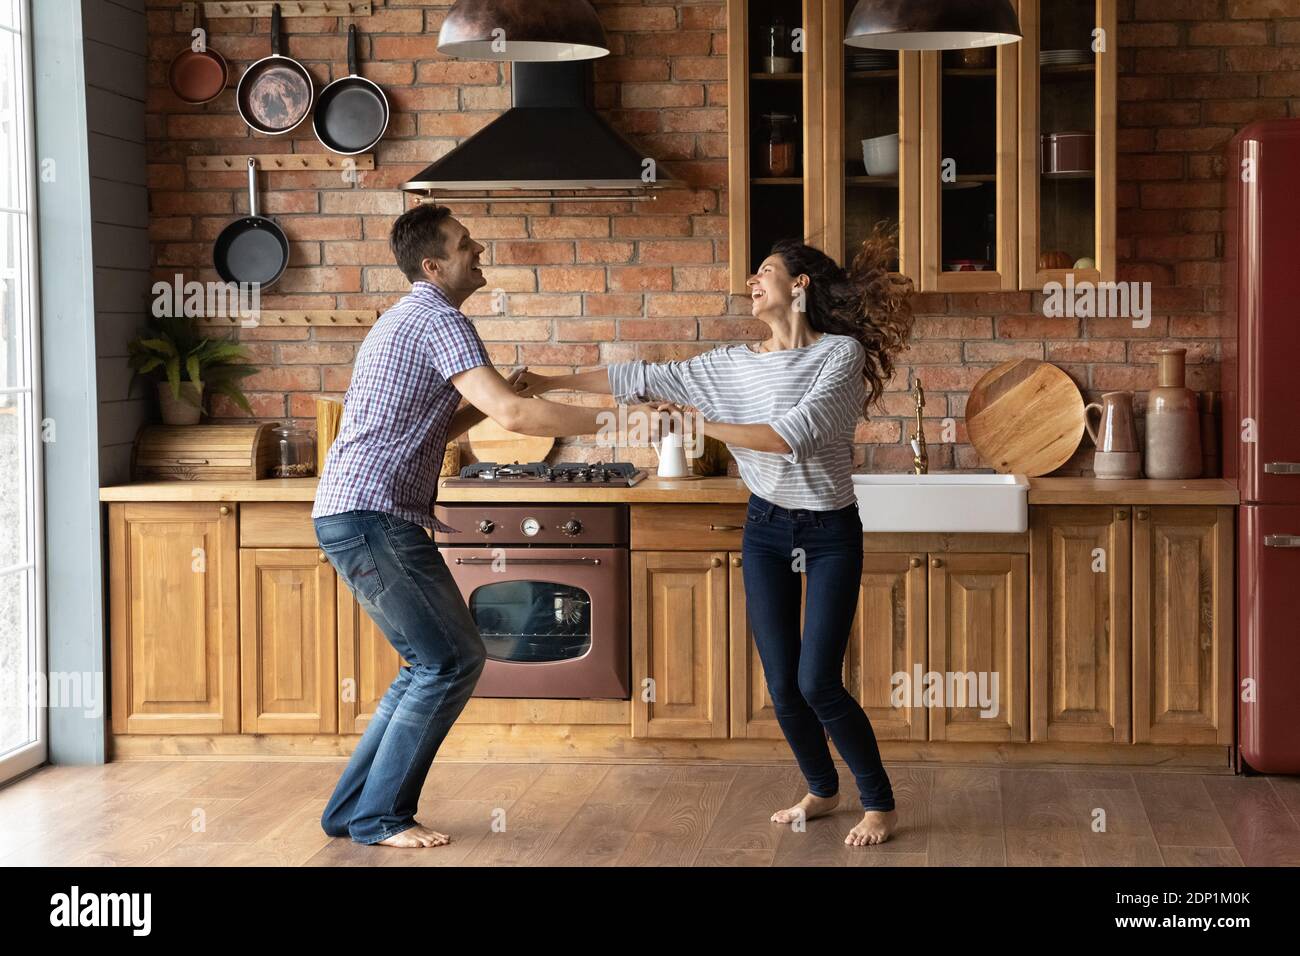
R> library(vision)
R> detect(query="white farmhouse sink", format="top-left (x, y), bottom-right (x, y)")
top-left (853, 473), bottom-right (1029, 533)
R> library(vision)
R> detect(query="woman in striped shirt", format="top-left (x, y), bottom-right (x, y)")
top-left (541, 228), bottom-right (915, 846)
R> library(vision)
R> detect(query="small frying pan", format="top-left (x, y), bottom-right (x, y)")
top-left (214, 159), bottom-right (290, 289)
top-left (313, 25), bottom-right (390, 155)
top-left (168, 5), bottom-right (228, 105)
top-left (236, 4), bottom-right (314, 136)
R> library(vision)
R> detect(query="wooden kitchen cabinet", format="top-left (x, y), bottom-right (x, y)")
top-left (108, 502), bottom-right (239, 735)
top-left (1030, 506), bottom-right (1131, 743)
top-left (927, 553), bottom-right (1029, 742)
top-left (1132, 507), bottom-right (1234, 746)
top-left (845, 553), bottom-right (928, 740)
top-left (726, 0), bottom-right (826, 293)
top-left (338, 586), bottom-right (405, 734)
top-left (239, 548), bottom-right (338, 734)
top-left (918, 36), bottom-right (1019, 291)
top-left (1017, 0), bottom-right (1118, 288)
top-left (631, 551), bottom-right (730, 738)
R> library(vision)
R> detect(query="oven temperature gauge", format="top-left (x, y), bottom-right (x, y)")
top-left (520, 517), bottom-right (541, 536)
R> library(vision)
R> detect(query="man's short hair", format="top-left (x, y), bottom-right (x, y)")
top-left (390, 203), bottom-right (454, 283)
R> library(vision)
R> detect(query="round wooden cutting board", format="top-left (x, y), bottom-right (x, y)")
top-left (965, 359), bottom-right (1086, 476)
top-left (467, 417), bottom-right (554, 465)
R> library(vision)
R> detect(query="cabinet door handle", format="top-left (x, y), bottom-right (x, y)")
top-left (710, 556), bottom-right (722, 567)
top-left (909, 556), bottom-right (922, 568)
top-left (1264, 462), bottom-right (1300, 474)
top-left (1116, 510), bottom-right (1128, 520)
top-left (709, 524), bottom-right (743, 531)
top-left (219, 505), bottom-right (230, 516)
top-left (931, 558), bottom-right (943, 568)
top-left (319, 552), bottom-right (328, 562)
top-left (1136, 509), bottom-right (1149, 520)
top-left (731, 556), bottom-right (742, 567)
top-left (1264, 534), bottom-right (1300, 548)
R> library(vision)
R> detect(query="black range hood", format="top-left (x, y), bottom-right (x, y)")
top-left (400, 61), bottom-right (675, 194)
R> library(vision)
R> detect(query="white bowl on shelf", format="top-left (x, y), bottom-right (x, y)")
top-left (861, 133), bottom-right (900, 176)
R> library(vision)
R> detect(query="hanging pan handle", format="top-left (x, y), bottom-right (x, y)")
top-left (347, 24), bottom-right (359, 77)
top-left (247, 158), bottom-right (259, 217)
top-left (271, 3), bottom-right (282, 57)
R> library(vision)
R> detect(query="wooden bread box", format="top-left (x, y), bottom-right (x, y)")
top-left (132, 423), bottom-right (280, 481)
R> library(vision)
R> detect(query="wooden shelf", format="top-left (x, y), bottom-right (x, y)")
top-left (846, 175), bottom-right (900, 186)
top-left (1041, 63), bottom-right (1095, 75)
top-left (846, 69), bottom-right (900, 80)
top-left (750, 177), bottom-right (802, 185)
top-left (943, 67), bottom-right (996, 77)
top-left (181, 1), bottom-right (372, 16)
top-left (750, 72), bottom-right (802, 81)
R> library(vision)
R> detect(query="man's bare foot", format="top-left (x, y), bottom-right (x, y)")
top-left (375, 823), bottom-right (450, 848)
top-left (845, 809), bottom-right (896, 847)
top-left (771, 792), bottom-right (840, 825)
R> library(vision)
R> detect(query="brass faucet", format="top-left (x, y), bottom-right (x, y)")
top-left (910, 379), bottom-right (928, 475)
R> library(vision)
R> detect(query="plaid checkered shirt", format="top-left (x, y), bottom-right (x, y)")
top-left (312, 280), bottom-right (490, 533)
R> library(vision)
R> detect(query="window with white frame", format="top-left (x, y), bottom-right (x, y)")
top-left (0, 0), bottom-right (43, 779)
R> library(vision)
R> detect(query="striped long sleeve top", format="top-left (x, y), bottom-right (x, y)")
top-left (607, 333), bottom-right (867, 510)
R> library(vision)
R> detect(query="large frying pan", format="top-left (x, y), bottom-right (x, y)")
top-left (313, 25), bottom-right (390, 155)
top-left (214, 159), bottom-right (290, 289)
top-left (236, 4), bottom-right (313, 135)
top-left (168, 5), bottom-right (228, 105)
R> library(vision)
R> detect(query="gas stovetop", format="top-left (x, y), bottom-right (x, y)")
top-left (442, 460), bottom-right (648, 487)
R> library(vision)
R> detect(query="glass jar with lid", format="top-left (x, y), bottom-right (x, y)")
top-left (272, 424), bottom-right (316, 478)
top-left (762, 112), bottom-right (798, 178)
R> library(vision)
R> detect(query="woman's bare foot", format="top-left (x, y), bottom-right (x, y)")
top-left (845, 809), bottom-right (897, 846)
top-left (375, 823), bottom-right (450, 848)
top-left (771, 792), bottom-right (840, 825)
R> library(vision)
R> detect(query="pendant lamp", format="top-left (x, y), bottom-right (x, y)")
top-left (438, 0), bottom-right (610, 61)
top-left (844, 0), bottom-right (1022, 50)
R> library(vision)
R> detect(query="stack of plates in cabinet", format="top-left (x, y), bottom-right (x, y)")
top-left (1040, 49), bottom-right (1092, 66)
top-left (848, 52), bottom-right (895, 71)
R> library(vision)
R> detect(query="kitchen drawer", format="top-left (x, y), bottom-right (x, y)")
top-left (631, 504), bottom-right (747, 551)
top-left (240, 502), bottom-right (317, 548)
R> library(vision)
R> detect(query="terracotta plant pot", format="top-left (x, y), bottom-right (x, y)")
top-left (158, 381), bottom-right (204, 425)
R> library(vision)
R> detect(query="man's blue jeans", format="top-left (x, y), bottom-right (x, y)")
top-left (313, 510), bottom-right (486, 844)
top-left (741, 493), bottom-right (896, 812)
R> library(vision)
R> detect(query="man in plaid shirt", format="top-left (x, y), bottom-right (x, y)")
top-left (313, 204), bottom-right (608, 848)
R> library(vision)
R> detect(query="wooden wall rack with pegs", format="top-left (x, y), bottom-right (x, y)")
top-left (187, 154), bottom-right (375, 173)
top-left (180, 2), bottom-right (373, 18)
top-left (197, 310), bottom-right (380, 327)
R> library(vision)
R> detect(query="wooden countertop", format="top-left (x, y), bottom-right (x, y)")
top-left (99, 475), bottom-right (1240, 506)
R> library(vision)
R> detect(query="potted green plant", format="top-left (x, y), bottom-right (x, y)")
top-left (128, 313), bottom-right (257, 425)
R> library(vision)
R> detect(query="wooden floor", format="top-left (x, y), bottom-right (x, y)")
top-left (1, 759), bottom-right (1298, 866)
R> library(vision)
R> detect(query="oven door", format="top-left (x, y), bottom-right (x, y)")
top-left (440, 547), bottom-right (630, 699)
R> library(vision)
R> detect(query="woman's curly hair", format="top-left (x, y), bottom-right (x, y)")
top-left (769, 222), bottom-right (915, 410)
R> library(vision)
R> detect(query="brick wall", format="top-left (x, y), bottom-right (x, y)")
top-left (143, 0), bottom-right (1300, 475)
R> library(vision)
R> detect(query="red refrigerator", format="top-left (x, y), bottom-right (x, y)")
top-left (1224, 119), bottom-right (1300, 774)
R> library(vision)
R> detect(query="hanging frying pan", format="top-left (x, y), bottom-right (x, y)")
top-left (236, 4), bottom-right (314, 136)
top-left (313, 25), bottom-right (390, 155)
top-left (168, 5), bottom-right (228, 105)
top-left (214, 159), bottom-right (290, 289)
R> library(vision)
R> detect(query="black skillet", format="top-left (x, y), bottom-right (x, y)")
top-left (313, 25), bottom-right (390, 155)
top-left (214, 158), bottom-right (289, 289)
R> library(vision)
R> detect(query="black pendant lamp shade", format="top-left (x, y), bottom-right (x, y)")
top-left (844, 0), bottom-right (1022, 50)
top-left (437, 0), bottom-right (610, 61)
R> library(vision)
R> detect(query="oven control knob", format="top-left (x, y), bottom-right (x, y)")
top-left (477, 519), bottom-right (494, 534)
top-left (521, 517), bottom-right (541, 536)
top-left (561, 519), bottom-right (582, 536)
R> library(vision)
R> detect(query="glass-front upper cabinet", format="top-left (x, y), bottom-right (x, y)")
top-left (1018, 0), bottom-right (1117, 288)
top-left (728, 0), bottom-right (825, 292)
top-left (919, 29), bottom-right (1020, 292)
top-left (821, 0), bottom-right (919, 281)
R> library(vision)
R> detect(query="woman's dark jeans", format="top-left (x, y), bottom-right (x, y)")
top-left (742, 493), bottom-right (895, 812)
